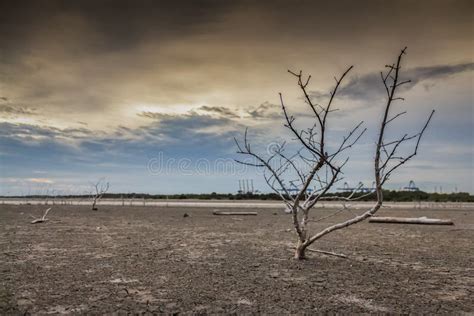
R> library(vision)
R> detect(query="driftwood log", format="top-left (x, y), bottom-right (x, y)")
top-left (213, 210), bottom-right (257, 216)
top-left (369, 216), bottom-right (453, 225)
top-left (30, 208), bottom-right (52, 224)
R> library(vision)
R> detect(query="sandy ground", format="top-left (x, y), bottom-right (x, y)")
top-left (1, 204), bottom-right (473, 314)
top-left (2, 199), bottom-right (473, 209)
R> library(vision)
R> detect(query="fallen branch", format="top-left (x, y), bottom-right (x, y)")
top-left (30, 208), bottom-right (52, 224)
top-left (369, 216), bottom-right (453, 225)
top-left (212, 210), bottom-right (257, 216)
top-left (306, 248), bottom-right (348, 258)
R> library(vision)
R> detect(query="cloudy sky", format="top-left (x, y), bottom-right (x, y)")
top-left (0, 0), bottom-right (472, 195)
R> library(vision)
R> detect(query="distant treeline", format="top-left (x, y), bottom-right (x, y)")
top-left (4, 190), bottom-right (474, 202)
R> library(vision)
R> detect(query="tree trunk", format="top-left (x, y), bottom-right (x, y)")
top-left (294, 240), bottom-right (307, 260)
top-left (92, 198), bottom-right (98, 211)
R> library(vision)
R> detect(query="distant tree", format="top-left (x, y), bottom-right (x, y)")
top-left (90, 178), bottom-right (109, 211)
top-left (235, 48), bottom-right (434, 259)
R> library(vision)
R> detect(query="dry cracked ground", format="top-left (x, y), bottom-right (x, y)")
top-left (1, 204), bottom-right (473, 314)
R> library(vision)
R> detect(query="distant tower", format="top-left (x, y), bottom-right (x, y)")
top-left (403, 180), bottom-right (419, 192)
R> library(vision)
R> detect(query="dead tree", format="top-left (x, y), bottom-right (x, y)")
top-left (90, 179), bottom-right (109, 211)
top-left (235, 47), bottom-right (434, 259)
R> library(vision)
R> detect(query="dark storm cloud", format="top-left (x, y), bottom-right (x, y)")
top-left (2, 0), bottom-right (471, 57)
top-left (310, 62), bottom-right (474, 102)
top-left (0, 0), bottom-right (472, 118)
top-left (0, 122), bottom-right (94, 142)
top-left (408, 63), bottom-right (474, 84)
top-left (0, 123), bottom-right (53, 140)
top-left (0, 97), bottom-right (37, 117)
top-left (198, 106), bottom-right (240, 118)
top-left (0, 109), bottom-right (240, 150)
top-left (247, 102), bottom-right (281, 119)
top-left (137, 110), bottom-right (237, 138)
top-left (0, 113), bottom-right (244, 174)
top-left (1, 105), bottom-right (250, 149)
top-left (0, 0), bottom-right (230, 57)
top-left (0, 104), bottom-right (37, 117)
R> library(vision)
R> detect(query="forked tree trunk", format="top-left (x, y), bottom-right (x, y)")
top-left (294, 240), bottom-right (307, 260)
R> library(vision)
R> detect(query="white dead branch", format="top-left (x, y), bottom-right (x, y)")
top-left (369, 216), bottom-right (453, 225)
top-left (30, 207), bottom-right (52, 224)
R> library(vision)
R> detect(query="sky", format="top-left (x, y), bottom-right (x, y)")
top-left (0, 0), bottom-right (473, 195)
